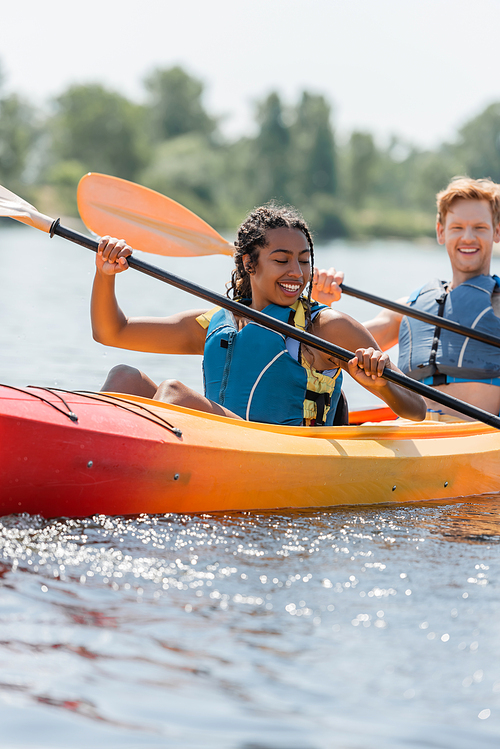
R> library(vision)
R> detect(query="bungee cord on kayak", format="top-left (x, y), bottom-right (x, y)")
top-left (1, 384), bottom-right (184, 436)
top-left (2, 384), bottom-right (79, 423)
top-left (70, 390), bottom-right (183, 437)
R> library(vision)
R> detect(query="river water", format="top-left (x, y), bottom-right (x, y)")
top-left (1, 222), bottom-right (500, 748)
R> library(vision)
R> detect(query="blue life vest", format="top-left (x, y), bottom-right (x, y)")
top-left (398, 275), bottom-right (500, 382)
top-left (202, 301), bottom-right (342, 426)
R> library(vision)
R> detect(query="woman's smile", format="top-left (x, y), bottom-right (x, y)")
top-left (277, 280), bottom-right (303, 297)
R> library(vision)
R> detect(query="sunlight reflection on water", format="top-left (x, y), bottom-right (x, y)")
top-left (1, 499), bottom-right (500, 747)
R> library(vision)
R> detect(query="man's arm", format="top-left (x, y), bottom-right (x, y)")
top-left (363, 297), bottom-right (409, 351)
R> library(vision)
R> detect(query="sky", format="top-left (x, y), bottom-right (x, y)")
top-left (1, 0), bottom-right (500, 149)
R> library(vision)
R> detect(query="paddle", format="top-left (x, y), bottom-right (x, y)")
top-left (2, 183), bottom-right (500, 429)
top-left (77, 172), bottom-right (234, 257)
top-left (77, 172), bottom-right (500, 350)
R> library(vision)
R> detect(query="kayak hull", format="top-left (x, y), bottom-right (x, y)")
top-left (2, 385), bottom-right (500, 518)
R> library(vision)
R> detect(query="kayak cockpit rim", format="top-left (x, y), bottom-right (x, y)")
top-left (105, 392), bottom-right (498, 440)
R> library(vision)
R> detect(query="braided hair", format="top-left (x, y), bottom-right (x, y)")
top-left (227, 202), bottom-right (315, 329)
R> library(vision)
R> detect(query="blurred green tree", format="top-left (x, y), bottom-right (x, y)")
top-left (140, 133), bottom-right (236, 228)
top-left (0, 93), bottom-right (38, 190)
top-left (454, 102), bottom-right (500, 182)
top-left (253, 92), bottom-right (292, 203)
top-left (292, 92), bottom-right (337, 198)
top-left (45, 159), bottom-right (88, 216)
top-left (49, 84), bottom-right (148, 181)
top-left (144, 66), bottom-right (217, 142)
top-left (0, 56), bottom-right (478, 239)
top-left (347, 131), bottom-right (377, 208)
top-left (408, 150), bottom-right (461, 213)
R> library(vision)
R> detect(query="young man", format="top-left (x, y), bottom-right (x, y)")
top-left (363, 177), bottom-right (500, 418)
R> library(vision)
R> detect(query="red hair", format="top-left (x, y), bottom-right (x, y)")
top-left (436, 176), bottom-right (500, 226)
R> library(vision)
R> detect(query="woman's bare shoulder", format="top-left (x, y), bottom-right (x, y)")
top-left (311, 306), bottom-right (378, 353)
top-left (312, 307), bottom-right (364, 333)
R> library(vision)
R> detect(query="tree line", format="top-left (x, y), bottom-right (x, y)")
top-left (1, 62), bottom-right (500, 240)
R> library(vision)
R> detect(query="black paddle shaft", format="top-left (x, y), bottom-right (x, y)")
top-left (341, 284), bottom-right (500, 349)
top-left (51, 221), bottom-right (500, 430)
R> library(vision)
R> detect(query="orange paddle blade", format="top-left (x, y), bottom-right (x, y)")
top-left (77, 173), bottom-right (234, 257)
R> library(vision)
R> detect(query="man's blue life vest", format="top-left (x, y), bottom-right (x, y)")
top-left (398, 274), bottom-right (500, 382)
top-left (200, 300), bottom-right (343, 426)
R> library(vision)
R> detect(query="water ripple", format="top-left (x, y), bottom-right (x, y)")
top-left (0, 499), bottom-right (499, 747)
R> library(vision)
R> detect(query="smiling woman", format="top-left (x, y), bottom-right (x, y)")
top-left (90, 203), bottom-right (426, 425)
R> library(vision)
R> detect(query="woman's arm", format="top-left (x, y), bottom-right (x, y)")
top-left (91, 236), bottom-right (207, 355)
top-left (311, 310), bottom-right (426, 421)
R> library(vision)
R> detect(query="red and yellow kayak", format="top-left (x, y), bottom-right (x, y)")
top-left (2, 384), bottom-right (500, 518)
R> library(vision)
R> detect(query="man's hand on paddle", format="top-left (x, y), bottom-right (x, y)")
top-left (312, 267), bottom-right (344, 306)
top-left (96, 236), bottom-right (132, 275)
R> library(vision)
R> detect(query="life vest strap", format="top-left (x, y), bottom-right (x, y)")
top-left (428, 291), bottom-right (448, 373)
top-left (305, 389), bottom-right (331, 426)
top-left (431, 373), bottom-right (447, 386)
